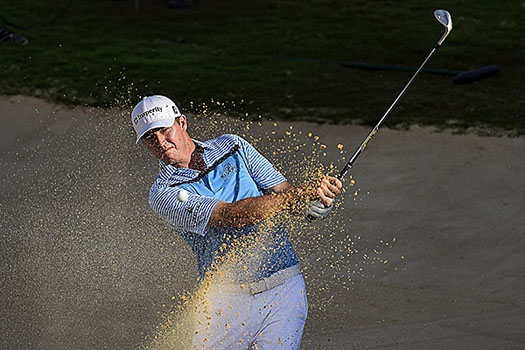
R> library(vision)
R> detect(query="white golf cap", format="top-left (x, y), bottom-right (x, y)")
top-left (131, 95), bottom-right (182, 143)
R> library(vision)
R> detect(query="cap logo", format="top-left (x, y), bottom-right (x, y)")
top-left (134, 106), bottom-right (162, 125)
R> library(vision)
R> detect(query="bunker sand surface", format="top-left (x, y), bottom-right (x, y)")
top-left (1, 95), bottom-right (524, 349)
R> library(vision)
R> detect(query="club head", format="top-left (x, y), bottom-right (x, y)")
top-left (434, 9), bottom-right (453, 46)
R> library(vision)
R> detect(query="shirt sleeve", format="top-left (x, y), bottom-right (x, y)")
top-left (233, 135), bottom-right (287, 189)
top-left (149, 184), bottom-right (221, 236)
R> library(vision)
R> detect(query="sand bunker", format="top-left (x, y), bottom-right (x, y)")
top-left (1, 95), bottom-right (524, 349)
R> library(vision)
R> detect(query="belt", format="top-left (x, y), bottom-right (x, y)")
top-left (242, 264), bottom-right (301, 295)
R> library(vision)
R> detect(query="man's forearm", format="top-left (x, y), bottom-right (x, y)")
top-left (209, 187), bottom-right (303, 228)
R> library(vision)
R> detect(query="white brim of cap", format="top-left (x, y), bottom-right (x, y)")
top-left (135, 117), bottom-right (175, 143)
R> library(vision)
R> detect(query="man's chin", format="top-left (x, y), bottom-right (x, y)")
top-left (162, 157), bottom-right (182, 167)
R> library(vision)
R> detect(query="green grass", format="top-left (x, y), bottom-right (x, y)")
top-left (1, 0), bottom-right (524, 134)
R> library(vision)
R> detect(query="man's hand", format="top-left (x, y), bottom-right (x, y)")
top-left (317, 176), bottom-right (342, 206)
top-left (305, 176), bottom-right (342, 221)
top-left (306, 198), bottom-right (333, 221)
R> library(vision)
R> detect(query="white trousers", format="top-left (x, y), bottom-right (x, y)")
top-left (192, 274), bottom-right (308, 350)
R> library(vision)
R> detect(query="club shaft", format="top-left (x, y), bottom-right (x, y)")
top-left (338, 45), bottom-right (439, 180)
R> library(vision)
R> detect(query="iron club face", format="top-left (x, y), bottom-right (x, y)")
top-left (434, 9), bottom-right (453, 46)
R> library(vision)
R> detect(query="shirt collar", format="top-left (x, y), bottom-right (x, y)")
top-left (192, 138), bottom-right (209, 149)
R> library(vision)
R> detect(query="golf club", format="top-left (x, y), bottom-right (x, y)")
top-left (338, 8), bottom-right (453, 180)
top-left (307, 9), bottom-right (453, 221)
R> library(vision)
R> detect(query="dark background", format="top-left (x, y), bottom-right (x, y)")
top-left (1, 0), bottom-right (523, 132)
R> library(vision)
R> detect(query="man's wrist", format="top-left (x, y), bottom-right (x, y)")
top-left (279, 187), bottom-right (304, 212)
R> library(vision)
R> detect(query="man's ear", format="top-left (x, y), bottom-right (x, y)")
top-left (178, 115), bottom-right (188, 130)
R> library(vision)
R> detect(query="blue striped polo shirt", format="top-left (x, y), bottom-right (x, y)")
top-left (149, 134), bottom-right (299, 283)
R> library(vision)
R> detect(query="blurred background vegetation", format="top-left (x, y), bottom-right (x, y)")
top-left (1, 0), bottom-right (523, 134)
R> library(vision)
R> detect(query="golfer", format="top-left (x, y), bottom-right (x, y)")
top-left (131, 95), bottom-right (342, 349)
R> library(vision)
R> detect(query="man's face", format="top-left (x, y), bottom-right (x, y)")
top-left (142, 116), bottom-right (194, 167)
